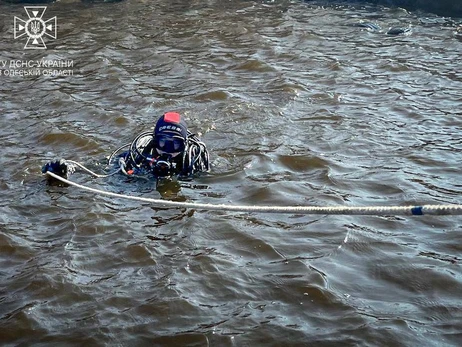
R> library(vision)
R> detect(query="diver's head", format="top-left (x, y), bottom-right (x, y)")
top-left (153, 112), bottom-right (187, 157)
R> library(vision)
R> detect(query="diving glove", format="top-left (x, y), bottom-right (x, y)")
top-left (42, 159), bottom-right (75, 179)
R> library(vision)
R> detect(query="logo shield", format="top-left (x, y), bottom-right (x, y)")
top-left (14, 6), bottom-right (57, 50)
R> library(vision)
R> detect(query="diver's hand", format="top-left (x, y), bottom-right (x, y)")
top-left (42, 159), bottom-right (75, 179)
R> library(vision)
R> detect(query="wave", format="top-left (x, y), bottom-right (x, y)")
top-left (307, 0), bottom-right (462, 17)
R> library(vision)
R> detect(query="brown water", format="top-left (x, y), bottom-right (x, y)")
top-left (1, 0), bottom-right (462, 345)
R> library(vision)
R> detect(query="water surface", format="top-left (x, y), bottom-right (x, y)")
top-left (1, 0), bottom-right (461, 345)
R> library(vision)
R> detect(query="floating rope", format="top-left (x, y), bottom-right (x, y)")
top-left (44, 171), bottom-right (462, 216)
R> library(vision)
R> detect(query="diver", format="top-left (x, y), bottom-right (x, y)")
top-left (42, 112), bottom-right (210, 182)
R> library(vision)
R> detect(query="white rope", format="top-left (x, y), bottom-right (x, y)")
top-left (44, 171), bottom-right (462, 216)
top-left (66, 160), bottom-right (121, 178)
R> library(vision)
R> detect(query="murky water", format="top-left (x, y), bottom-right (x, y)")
top-left (1, 0), bottom-right (461, 345)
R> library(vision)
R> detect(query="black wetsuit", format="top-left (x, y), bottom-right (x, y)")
top-left (119, 132), bottom-right (209, 178)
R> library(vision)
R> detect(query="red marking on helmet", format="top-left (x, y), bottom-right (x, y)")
top-left (164, 112), bottom-right (181, 124)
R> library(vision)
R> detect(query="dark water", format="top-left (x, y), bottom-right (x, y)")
top-left (316, 0), bottom-right (462, 17)
top-left (1, 0), bottom-right (462, 346)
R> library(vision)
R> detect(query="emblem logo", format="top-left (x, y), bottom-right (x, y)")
top-left (14, 6), bottom-right (57, 50)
